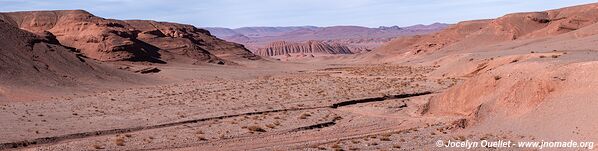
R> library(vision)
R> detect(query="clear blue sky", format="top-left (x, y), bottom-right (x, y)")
top-left (0, 0), bottom-right (596, 28)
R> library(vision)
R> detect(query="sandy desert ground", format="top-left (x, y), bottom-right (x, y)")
top-left (3, 2), bottom-right (598, 151)
top-left (4, 52), bottom-right (596, 150)
top-left (0, 62), bottom-right (461, 150)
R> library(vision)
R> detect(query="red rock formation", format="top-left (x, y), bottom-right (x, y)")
top-left (205, 24), bottom-right (449, 54)
top-left (377, 20), bottom-right (489, 54)
top-left (377, 3), bottom-right (598, 55)
top-left (0, 19), bottom-right (111, 88)
top-left (254, 40), bottom-right (353, 56)
top-left (0, 10), bottom-right (258, 64)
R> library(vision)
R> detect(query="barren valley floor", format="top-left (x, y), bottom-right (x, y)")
top-left (1, 63), bottom-right (548, 151)
top-left (4, 2), bottom-right (598, 151)
top-left (0, 64), bottom-right (467, 150)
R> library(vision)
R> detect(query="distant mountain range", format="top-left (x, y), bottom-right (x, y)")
top-left (205, 23), bottom-right (449, 56)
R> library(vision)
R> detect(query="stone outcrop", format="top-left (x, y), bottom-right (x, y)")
top-left (377, 3), bottom-right (598, 55)
top-left (0, 19), bottom-right (107, 87)
top-left (205, 24), bottom-right (449, 55)
top-left (254, 41), bottom-right (353, 56)
top-left (0, 10), bottom-right (259, 64)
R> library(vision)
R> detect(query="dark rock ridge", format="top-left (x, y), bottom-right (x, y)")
top-left (255, 41), bottom-right (353, 56)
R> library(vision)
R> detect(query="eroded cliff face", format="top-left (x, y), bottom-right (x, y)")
top-left (0, 10), bottom-right (259, 64)
top-left (254, 40), bottom-right (353, 56)
top-left (0, 18), bottom-right (118, 90)
top-left (206, 24), bottom-right (450, 56)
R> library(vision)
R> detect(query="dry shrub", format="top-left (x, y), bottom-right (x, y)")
top-left (92, 144), bottom-right (104, 149)
top-left (331, 143), bottom-right (341, 148)
top-left (494, 76), bottom-right (501, 80)
top-left (298, 113), bottom-right (311, 119)
top-left (380, 137), bottom-right (391, 141)
top-left (246, 126), bottom-right (267, 132)
top-left (393, 144), bottom-right (402, 148)
top-left (197, 136), bottom-right (208, 141)
top-left (115, 137), bottom-right (125, 146)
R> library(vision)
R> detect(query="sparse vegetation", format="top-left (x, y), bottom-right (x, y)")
top-left (380, 136), bottom-right (391, 141)
top-left (480, 134), bottom-right (493, 140)
top-left (246, 125), bottom-right (267, 132)
top-left (494, 75), bottom-right (501, 80)
top-left (197, 136), bottom-right (208, 141)
top-left (115, 137), bottom-right (125, 146)
top-left (92, 144), bottom-right (104, 149)
top-left (298, 113), bottom-right (311, 119)
top-left (393, 144), bottom-right (402, 149)
top-left (454, 135), bottom-right (466, 141)
top-left (331, 143), bottom-right (341, 149)
top-left (2, 3), bottom-right (597, 151)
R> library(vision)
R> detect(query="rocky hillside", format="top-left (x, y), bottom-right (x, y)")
top-left (0, 10), bottom-right (263, 100)
top-left (0, 10), bottom-right (259, 64)
top-left (0, 18), bottom-right (136, 100)
top-left (254, 41), bottom-right (353, 56)
top-left (205, 24), bottom-right (449, 55)
top-left (376, 3), bottom-right (598, 56)
top-left (206, 26), bottom-right (318, 38)
top-left (358, 2), bottom-right (598, 140)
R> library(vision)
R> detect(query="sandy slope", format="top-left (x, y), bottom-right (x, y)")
top-left (365, 2), bottom-right (598, 149)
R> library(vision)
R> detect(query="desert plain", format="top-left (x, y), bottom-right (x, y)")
top-left (1, 2), bottom-right (598, 151)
